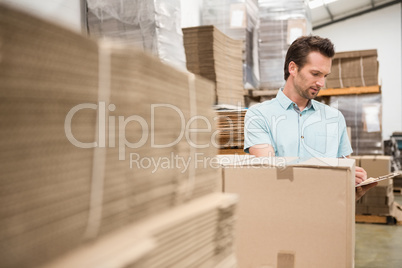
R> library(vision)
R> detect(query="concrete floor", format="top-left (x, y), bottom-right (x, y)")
top-left (355, 194), bottom-right (402, 268)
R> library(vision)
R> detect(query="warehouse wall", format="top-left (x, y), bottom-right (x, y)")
top-left (181, 0), bottom-right (203, 27)
top-left (314, 3), bottom-right (402, 141)
top-left (0, 0), bottom-right (83, 32)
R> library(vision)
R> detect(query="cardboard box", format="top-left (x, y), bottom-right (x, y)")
top-left (364, 194), bottom-right (394, 206)
top-left (367, 205), bottom-right (394, 215)
top-left (355, 205), bottom-right (368, 215)
top-left (393, 173), bottom-right (402, 188)
top-left (349, 155), bottom-right (361, 166)
top-left (221, 157), bottom-right (355, 268)
top-left (353, 156), bottom-right (394, 215)
top-left (360, 155), bottom-right (392, 186)
top-left (368, 182), bottom-right (394, 197)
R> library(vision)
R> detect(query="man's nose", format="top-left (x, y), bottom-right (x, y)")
top-left (316, 77), bottom-right (325, 87)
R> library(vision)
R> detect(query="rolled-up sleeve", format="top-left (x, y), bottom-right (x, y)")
top-left (337, 113), bottom-right (353, 157)
top-left (243, 108), bottom-right (273, 153)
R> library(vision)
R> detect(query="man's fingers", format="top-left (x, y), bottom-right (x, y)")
top-left (355, 177), bottom-right (364, 185)
top-left (355, 171), bottom-right (366, 184)
top-left (355, 167), bottom-right (367, 178)
top-left (354, 167), bottom-right (372, 200)
top-left (355, 166), bottom-right (368, 185)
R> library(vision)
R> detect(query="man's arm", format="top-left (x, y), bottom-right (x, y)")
top-left (249, 144), bottom-right (275, 157)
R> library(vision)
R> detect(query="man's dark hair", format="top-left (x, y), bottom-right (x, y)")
top-left (284, 35), bottom-right (335, 80)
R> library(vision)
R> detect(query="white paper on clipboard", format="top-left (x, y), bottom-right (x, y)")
top-left (355, 172), bottom-right (399, 187)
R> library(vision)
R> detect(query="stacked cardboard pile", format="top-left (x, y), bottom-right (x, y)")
top-left (87, 0), bottom-right (186, 70)
top-left (0, 4), bottom-right (237, 268)
top-left (354, 156), bottom-right (396, 215)
top-left (394, 173), bottom-right (402, 193)
top-left (183, 25), bottom-right (245, 107)
top-left (220, 156), bottom-right (356, 268)
top-left (330, 94), bottom-right (383, 155)
top-left (326, 50), bottom-right (378, 89)
top-left (215, 110), bottom-right (246, 149)
top-left (42, 193), bottom-right (238, 268)
top-left (258, 0), bottom-right (311, 90)
top-left (201, 0), bottom-right (260, 89)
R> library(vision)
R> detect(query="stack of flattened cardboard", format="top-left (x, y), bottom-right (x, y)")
top-left (42, 193), bottom-right (238, 268)
top-left (87, 0), bottom-right (186, 71)
top-left (326, 49), bottom-right (379, 89)
top-left (0, 4), bottom-right (237, 268)
top-left (220, 156), bottom-right (356, 268)
top-left (215, 109), bottom-right (246, 149)
top-left (183, 25), bottom-right (245, 107)
top-left (354, 156), bottom-right (396, 215)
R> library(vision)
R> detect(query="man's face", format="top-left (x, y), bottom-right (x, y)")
top-left (292, 51), bottom-right (332, 100)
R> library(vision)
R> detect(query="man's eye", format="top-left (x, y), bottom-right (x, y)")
top-left (312, 73), bottom-right (319, 76)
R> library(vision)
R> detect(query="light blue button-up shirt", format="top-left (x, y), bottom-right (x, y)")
top-left (244, 89), bottom-right (353, 158)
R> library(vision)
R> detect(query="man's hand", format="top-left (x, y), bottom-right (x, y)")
top-left (356, 182), bottom-right (378, 201)
top-left (355, 166), bottom-right (367, 185)
top-left (354, 166), bottom-right (377, 201)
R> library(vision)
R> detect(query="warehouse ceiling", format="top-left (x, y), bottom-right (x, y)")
top-left (309, 0), bottom-right (401, 29)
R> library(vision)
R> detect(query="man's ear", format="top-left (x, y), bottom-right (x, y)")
top-left (288, 61), bottom-right (298, 76)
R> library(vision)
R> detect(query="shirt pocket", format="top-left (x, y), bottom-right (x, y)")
top-left (312, 131), bottom-right (339, 157)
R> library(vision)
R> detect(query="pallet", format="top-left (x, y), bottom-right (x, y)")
top-left (355, 214), bottom-right (398, 225)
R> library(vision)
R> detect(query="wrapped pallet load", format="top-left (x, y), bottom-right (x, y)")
top-left (201, 0), bottom-right (260, 89)
top-left (87, 0), bottom-right (187, 71)
top-left (258, 0), bottom-right (312, 90)
top-left (330, 94), bottom-right (383, 155)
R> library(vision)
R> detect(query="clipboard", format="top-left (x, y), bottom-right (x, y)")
top-left (355, 172), bottom-right (399, 187)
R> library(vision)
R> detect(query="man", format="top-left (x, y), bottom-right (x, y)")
top-left (244, 36), bottom-right (376, 200)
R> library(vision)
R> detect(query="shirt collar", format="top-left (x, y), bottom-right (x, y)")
top-left (276, 88), bottom-right (293, 110)
top-left (276, 88), bottom-right (317, 111)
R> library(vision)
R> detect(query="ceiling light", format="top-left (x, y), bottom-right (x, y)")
top-left (309, 0), bottom-right (338, 9)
